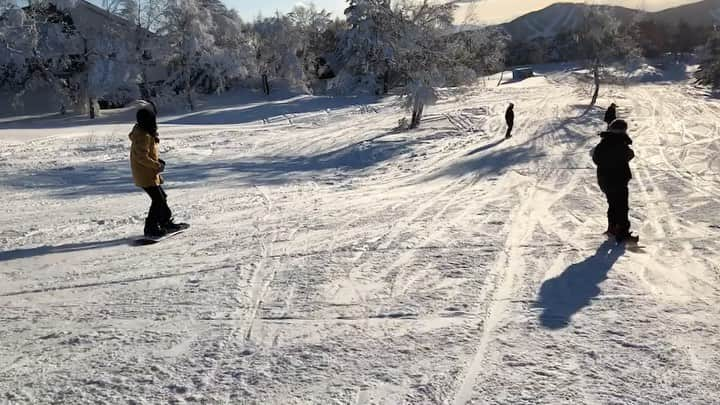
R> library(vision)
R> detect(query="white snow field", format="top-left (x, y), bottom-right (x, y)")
top-left (1, 68), bottom-right (720, 404)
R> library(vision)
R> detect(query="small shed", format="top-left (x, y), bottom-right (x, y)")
top-left (512, 67), bottom-right (534, 81)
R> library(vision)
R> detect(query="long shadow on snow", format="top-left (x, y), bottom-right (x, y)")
top-left (168, 136), bottom-right (412, 184)
top-left (427, 111), bottom-right (600, 180)
top-left (1, 132), bottom-right (414, 198)
top-left (535, 241), bottom-right (625, 329)
top-left (1, 93), bottom-right (379, 130)
top-left (163, 95), bottom-right (380, 126)
top-left (0, 237), bottom-right (132, 262)
top-left (465, 138), bottom-right (507, 156)
top-left (425, 133), bottom-right (544, 181)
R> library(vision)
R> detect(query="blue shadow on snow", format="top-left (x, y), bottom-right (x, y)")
top-left (0, 237), bottom-right (133, 263)
top-left (1, 133), bottom-right (413, 198)
top-left (163, 95), bottom-right (380, 126)
top-left (535, 241), bottom-right (625, 329)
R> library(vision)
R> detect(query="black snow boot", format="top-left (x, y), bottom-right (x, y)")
top-left (162, 219), bottom-right (189, 233)
top-left (616, 231), bottom-right (639, 244)
top-left (144, 222), bottom-right (167, 238)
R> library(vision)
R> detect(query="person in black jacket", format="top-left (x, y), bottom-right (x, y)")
top-left (505, 103), bottom-right (514, 139)
top-left (592, 119), bottom-right (638, 243)
top-left (604, 103), bottom-right (617, 128)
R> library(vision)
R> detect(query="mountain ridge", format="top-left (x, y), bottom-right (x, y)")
top-left (497, 0), bottom-right (719, 41)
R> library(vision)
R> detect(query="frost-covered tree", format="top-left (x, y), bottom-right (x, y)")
top-left (161, 0), bottom-right (212, 110)
top-left (695, 30), bottom-right (720, 89)
top-left (0, 0), bottom-right (83, 113)
top-left (134, 0), bottom-right (167, 31)
top-left (76, 14), bottom-right (137, 117)
top-left (161, 0), bottom-right (250, 110)
top-left (102, 0), bottom-right (138, 21)
top-left (200, 0), bottom-right (254, 88)
top-left (450, 26), bottom-right (508, 87)
top-left (390, 0), bottom-right (456, 127)
top-left (578, 7), bottom-right (640, 108)
top-left (250, 12), bottom-right (307, 93)
top-left (333, 0), bottom-right (394, 94)
top-left (0, 2), bottom-right (27, 83)
top-left (333, 0), bottom-right (500, 127)
top-left (287, 4), bottom-right (335, 90)
top-left (391, 0), bottom-right (502, 128)
top-left (0, 0), bottom-right (143, 117)
top-left (129, 1), bottom-right (165, 101)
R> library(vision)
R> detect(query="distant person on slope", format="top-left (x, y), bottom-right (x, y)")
top-left (129, 107), bottom-right (186, 238)
top-left (592, 119), bottom-right (638, 244)
top-left (604, 103), bottom-right (617, 129)
top-left (505, 103), bottom-right (514, 139)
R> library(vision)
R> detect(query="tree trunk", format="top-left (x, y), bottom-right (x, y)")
top-left (88, 97), bottom-right (96, 119)
top-left (382, 70), bottom-right (389, 94)
top-left (262, 74), bottom-right (270, 96)
top-left (497, 70), bottom-right (505, 87)
top-left (410, 100), bottom-right (424, 129)
top-left (82, 37), bottom-right (96, 119)
top-left (590, 61), bottom-right (600, 107)
top-left (184, 61), bottom-right (194, 111)
top-left (186, 87), bottom-right (194, 111)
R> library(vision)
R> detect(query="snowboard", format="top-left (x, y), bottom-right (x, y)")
top-left (603, 231), bottom-right (642, 249)
top-left (134, 224), bottom-right (189, 246)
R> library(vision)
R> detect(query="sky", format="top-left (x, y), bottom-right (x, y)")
top-left (83, 0), bottom-right (699, 22)
top-left (225, 0), bottom-right (698, 22)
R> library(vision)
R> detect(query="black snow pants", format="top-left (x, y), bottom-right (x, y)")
top-left (143, 186), bottom-right (172, 231)
top-left (599, 179), bottom-right (630, 235)
top-left (505, 122), bottom-right (514, 138)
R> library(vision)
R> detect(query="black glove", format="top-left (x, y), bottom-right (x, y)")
top-left (158, 159), bottom-right (166, 173)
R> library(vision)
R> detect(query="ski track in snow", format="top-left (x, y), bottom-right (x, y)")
top-left (1, 71), bottom-right (720, 404)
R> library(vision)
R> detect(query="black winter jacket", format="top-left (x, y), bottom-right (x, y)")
top-left (506, 107), bottom-right (514, 125)
top-left (592, 131), bottom-right (635, 184)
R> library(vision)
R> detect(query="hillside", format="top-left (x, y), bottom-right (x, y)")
top-left (651, 0), bottom-right (720, 26)
top-left (499, 0), bottom-right (717, 41)
top-left (1, 68), bottom-right (719, 403)
top-left (499, 3), bottom-right (640, 40)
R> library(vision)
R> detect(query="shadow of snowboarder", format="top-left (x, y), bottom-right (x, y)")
top-left (535, 241), bottom-right (625, 329)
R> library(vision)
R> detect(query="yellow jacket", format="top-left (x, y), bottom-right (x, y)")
top-left (129, 125), bottom-right (163, 188)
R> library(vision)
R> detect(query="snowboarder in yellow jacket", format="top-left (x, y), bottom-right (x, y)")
top-left (130, 107), bottom-right (186, 238)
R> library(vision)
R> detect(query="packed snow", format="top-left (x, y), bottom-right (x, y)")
top-left (1, 68), bottom-right (720, 404)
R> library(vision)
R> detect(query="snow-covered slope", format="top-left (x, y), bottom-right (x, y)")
top-left (1, 68), bottom-right (720, 403)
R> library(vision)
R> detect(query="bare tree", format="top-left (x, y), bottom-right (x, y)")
top-left (578, 7), bottom-right (640, 109)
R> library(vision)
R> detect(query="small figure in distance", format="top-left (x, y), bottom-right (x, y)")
top-left (604, 103), bottom-right (617, 129)
top-left (505, 103), bottom-right (514, 139)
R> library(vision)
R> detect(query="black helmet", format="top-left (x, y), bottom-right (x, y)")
top-left (136, 108), bottom-right (158, 135)
top-left (609, 119), bottom-right (628, 134)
